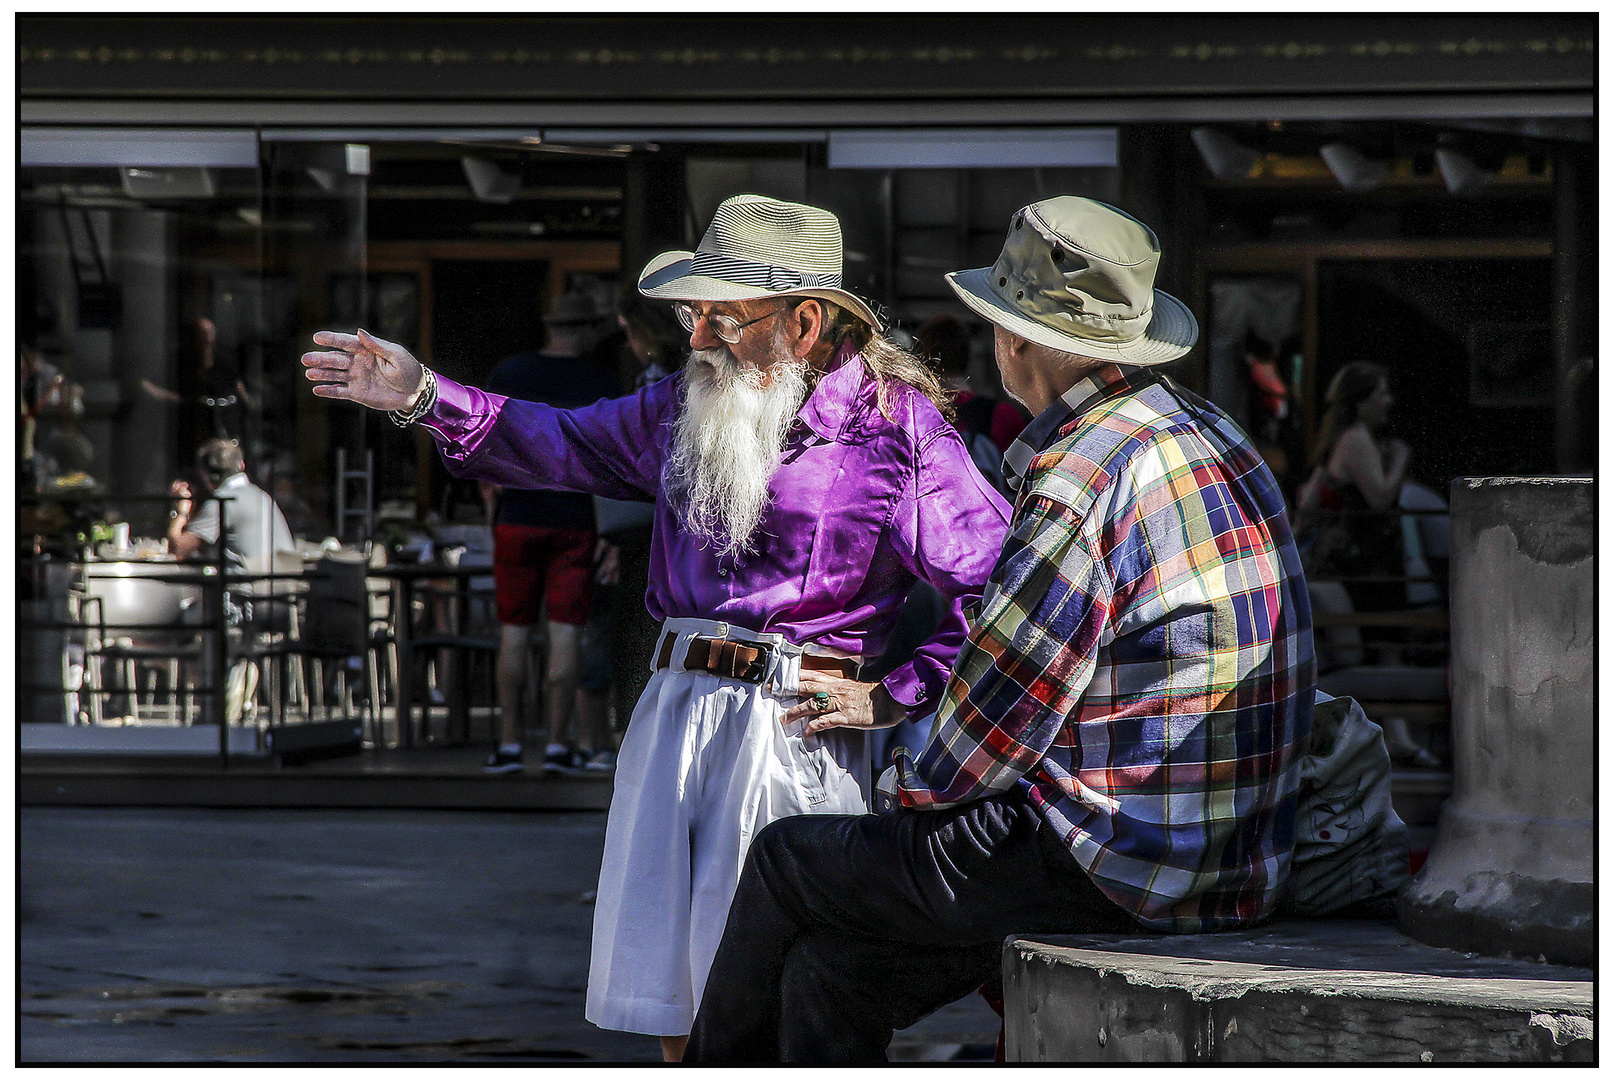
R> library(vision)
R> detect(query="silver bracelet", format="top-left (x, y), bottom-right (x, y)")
top-left (388, 367), bottom-right (438, 427)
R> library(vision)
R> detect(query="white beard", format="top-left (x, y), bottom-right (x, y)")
top-left (665, 337), bottom-right (809, 558)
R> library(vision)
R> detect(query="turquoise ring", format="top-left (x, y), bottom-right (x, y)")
top-left (812, 691), bottom-right (833, 714)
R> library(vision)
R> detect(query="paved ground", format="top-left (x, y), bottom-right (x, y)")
top-left (21, 806), bottom-right (1000, 1063)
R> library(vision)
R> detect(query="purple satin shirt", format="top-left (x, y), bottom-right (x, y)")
top-left (419, 344), bottom-right (1011, 712)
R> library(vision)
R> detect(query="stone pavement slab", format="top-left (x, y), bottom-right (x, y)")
top-left (22, 806), bottom-right (998, 1062)
top-left (22, 806), bottom-right (646, 1062)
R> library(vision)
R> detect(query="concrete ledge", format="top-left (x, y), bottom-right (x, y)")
top-left (20, 743), bottom-right (615, 811)
top-left (21, 723), bottom-right (264, 755)
top-left (1003, 920), bottom-right (1592, 1062)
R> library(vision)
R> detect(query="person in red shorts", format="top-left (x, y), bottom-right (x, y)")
top-left (481, 292), bottom-right (621, 774)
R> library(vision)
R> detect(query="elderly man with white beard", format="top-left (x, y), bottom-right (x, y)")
top-left (301, 195), bottom-right (1012, 1060)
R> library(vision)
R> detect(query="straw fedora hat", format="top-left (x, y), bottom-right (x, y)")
top-left (947, 196), bottom-right (1197, 366)
top-left (637, 194), bottom-right (881, 329)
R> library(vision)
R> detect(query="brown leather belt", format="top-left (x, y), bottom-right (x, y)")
top-left (655, 634), bottom-right (860, 685)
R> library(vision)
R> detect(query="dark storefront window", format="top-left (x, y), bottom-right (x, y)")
top-left (16, 118), bottom-right (1591, 758)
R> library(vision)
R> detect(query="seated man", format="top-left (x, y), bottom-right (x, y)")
top-left (168, 438), bottom-right (298, 719)
top-left (301, 195), bottom-right (1011, 1059)
top-left (168, 438), bottom-right (295, 583)
top-left (685, 196), bottom-right (1317, 1062)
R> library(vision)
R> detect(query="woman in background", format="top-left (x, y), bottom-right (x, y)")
top-left (1296, 361), bottom-right (1411, 616)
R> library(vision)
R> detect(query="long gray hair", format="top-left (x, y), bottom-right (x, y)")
top-left (813, 302), bottom-right (955, 425)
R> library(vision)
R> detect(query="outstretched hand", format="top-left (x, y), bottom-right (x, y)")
top-left (301, 329), bottom-right (426, 412)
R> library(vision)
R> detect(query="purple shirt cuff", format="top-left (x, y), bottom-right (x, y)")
top-left (418, 373), bottom-right (506, 465)
top-left (880, 661), bottom-right (937, 713)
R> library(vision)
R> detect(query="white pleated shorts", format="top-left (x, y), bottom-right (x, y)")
top-left (584, 617), bottom-right (871, 1037)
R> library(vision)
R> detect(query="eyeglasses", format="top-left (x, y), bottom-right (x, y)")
top-left (673, 302), bottom-right (785, 345)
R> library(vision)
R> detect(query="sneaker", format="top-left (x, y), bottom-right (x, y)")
top-left (483, 747), bottom-right (523, 774)
top-left (542, 743), bottom-right (578, 775)
top-left (583, 749), bottom-right (617, 773)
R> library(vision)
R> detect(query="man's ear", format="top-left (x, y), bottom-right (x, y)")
top-left (786, 299), bottom-right (824, 360)
top-left (993, 326), bottom-right (1030, 363)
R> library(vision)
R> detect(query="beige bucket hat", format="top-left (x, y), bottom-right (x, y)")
top-left (947, 196), bottom-right (1197, 366)
top-left (637, 194), bottom-right (881, 329)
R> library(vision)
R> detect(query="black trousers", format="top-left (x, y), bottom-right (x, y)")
top-left (684, 791), bottom-right (1136, 1063)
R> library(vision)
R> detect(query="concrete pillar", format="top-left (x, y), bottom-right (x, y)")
top-left (1398, 476), bottom-right (1593, 967)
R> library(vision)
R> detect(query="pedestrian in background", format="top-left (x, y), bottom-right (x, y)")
top-left (479, 292), bottom-right (620, 774)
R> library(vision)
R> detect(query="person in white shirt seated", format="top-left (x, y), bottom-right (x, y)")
top-left (168, 439), bottom-right (300, 721)
top-left (169, 438), bottom-right (296, 579)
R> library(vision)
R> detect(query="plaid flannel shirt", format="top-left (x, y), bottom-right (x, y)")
top-left (886, 364), bottom-right (1314, 932)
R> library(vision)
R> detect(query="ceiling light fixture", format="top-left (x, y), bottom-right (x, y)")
top-left (1318, 142), bottom-right (1386, 193)
top-left (1190, 127), bottom-right (1261, 181)
top-left (119, 166), bottom-right (216, 200)
top-left (461, 156), bottom-right (522, 204)
top-left (1434, 148), bottom-right (1495, 196)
